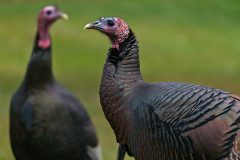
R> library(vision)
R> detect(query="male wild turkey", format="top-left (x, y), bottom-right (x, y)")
top-left (85, 17), bottom-right (240, 160)
top-left (10, 6), bottom-right (101, 160)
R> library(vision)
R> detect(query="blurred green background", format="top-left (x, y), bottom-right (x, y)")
top-left (0, 0), bottom-right (240, 159)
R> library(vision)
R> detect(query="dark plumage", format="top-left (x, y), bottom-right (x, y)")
top-left (85, 17), bottom-right (240, 160)
top-left (10, 6), bottom-right (101, 160)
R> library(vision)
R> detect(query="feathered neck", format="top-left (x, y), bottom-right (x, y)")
top-left (100, 29), bottom-right (141, 143)
top-left (104, 29), bottom-right (142, 83)
top-left (22, 32), bottom-right (55, 90)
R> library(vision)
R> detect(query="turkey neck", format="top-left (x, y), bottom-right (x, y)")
top-left (23, 32), bottom-right (55, 90)
top-left (105, 30), bottom-right (142, 84)
top-left (100, 30), bottom-right (142, 143)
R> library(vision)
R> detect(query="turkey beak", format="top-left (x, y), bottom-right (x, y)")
top-left (59, 11), bottom-right (69, 20)
top-left (84, 20), bottom-right (103, 31)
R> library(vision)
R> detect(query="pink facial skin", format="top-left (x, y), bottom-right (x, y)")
top-left (37, 6), bottom-right (68, 49)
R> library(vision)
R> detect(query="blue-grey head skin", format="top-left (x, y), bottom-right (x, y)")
top-left (85, 17), bottom-right (130, 50)
top-left (10, 6), bottom-right (101, 160)
top-left (85, 17), bottom-right (240, 160)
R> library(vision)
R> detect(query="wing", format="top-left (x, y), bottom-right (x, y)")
top-left (59, 89), bottom-right (99, 146)
top-left (58, 87), bottom-right (101, 159)
top-left (10, 91), bottom-right (35, 159)
top-left (143, 82), bottom-right (240, 159)
top-left (20, 102), bottom-right (33, 130)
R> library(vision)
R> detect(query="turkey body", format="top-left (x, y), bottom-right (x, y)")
top-left (99, 31), bottom-right (240, 160)
top-left (10, 10), bottom-right (100, 159)
top-left (11, 81), bottom-right (99, 160)
top-left (118, 82), bottom-right (240, 159)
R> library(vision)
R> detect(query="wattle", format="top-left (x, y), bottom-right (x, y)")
top-left (38, 39), bottom-right (51, 49)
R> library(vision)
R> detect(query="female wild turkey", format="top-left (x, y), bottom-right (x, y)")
top-left (85, 17), bottom-right (240, 160)
top-left (10, 6), bottom-right (101, 160)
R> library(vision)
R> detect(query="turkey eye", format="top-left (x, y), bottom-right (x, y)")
top-left (46, 10), bottom-right (52, 15)
top-left (107, 20), bottom-right (114, 26)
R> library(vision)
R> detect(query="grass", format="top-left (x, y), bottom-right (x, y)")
top-left (0, 0), bottom-right (240, 159)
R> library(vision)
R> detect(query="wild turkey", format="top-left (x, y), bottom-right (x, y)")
top-left (85, 17), bottom-right (240, 160)
top-left (10, 6), bottom-right (101, 160)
